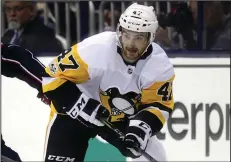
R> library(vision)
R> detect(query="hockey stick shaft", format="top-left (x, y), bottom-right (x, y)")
top-left (99, 119), bottom-right (158, 162)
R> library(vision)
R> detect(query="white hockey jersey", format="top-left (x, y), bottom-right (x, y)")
top-left (43, 31), bottom-right (175, 133)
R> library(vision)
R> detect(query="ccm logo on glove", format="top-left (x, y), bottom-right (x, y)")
top-left (66, 93), bottom-right (89, 119)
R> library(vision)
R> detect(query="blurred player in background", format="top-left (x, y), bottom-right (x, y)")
top-left (1, 43), bottom-right (50, 162)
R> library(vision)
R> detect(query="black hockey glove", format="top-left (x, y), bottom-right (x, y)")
top-left (45, 80), bottom-right (110, 126)
top-left (124, 120), bottom-right (152, 157)
top-left (65, 93), bottom-right (109, 126)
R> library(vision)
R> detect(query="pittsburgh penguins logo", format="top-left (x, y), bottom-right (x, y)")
top-left (99, 87), bottom-right (141, 121)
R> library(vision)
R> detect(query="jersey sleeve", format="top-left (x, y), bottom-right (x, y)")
top-left (135, 62), bottom-right (175, 136)
top-left (43, 32), bottom-right (115, 94)
top-left (42, 38), bottom-right (109, 114)
top-left (42, 44), bottom-right (90, 93)
top-left (1, 44), bottom-right (45, 91)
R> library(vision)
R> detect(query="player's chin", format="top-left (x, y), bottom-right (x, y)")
top-left (123, 52), bottom-right (139, 63)
top-left (130, 55), bottom-right (141, 62)
top-left (125, 57), bottom-right (139, 63)
top-left (126, 53), bottom-right (139, 59)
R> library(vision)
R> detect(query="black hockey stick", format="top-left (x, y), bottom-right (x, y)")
top-left (99, 118), bottom-right (158, 162)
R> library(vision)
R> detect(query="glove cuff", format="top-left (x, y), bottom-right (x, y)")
top-left (129, 120), bottom-right (152, 138)
top-left (66, 93), bottom-right (90, 119)
top-left (126, 120), bottom-right (152, 151)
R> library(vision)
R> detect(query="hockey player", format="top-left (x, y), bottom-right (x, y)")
top-left (1, 43), bottom-right (50, 162)
top-left (42, 3), bottom-right (175, 162)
